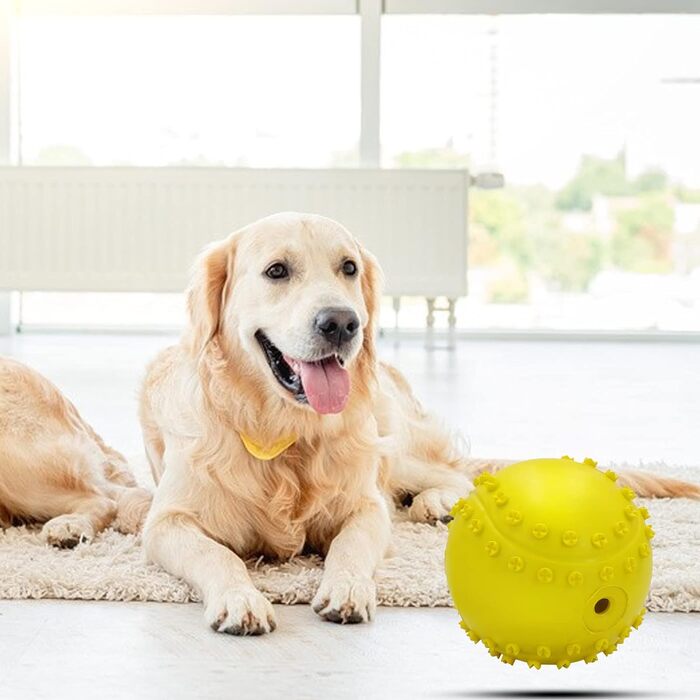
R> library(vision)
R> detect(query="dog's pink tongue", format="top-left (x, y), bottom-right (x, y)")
top-left (297, 357), bottom-right (350, 414)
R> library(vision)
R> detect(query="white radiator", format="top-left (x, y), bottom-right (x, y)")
top-left (0, 167), bottom-right (468, 299)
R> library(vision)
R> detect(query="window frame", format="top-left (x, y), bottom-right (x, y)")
top-left (16, 1), bottom-right (357, 15)
top-left (15, 1), bottom-right (700, 14)
top-left (386, 1), bottom-right (700, 14)
top-left (5, 0), bottom-right (700, 167)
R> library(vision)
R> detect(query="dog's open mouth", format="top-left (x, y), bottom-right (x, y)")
top-left (255, 331), bottom-right (350, 414)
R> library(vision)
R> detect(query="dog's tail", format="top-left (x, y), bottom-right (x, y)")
top-left (615, 469), bottom-right (700, 499)
top-left (465, 458), bottom-right (700, 499)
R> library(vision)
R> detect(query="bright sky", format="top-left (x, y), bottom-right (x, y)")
top-left (19, 16), bottom-right (361, 168)
top-left (383, 15), bottom-right (700, 187)
top-left (18, 13), bottom-right (700, 188)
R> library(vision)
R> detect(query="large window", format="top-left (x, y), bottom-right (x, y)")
top-left (19, 15), bottom-right (360, 168)
top-left (383, 14), bottom-right (700, 331)
top-left (5, 4), bottom-right (700, 333)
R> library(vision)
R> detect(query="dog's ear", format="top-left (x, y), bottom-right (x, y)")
top-left (185, 235), bottom-right (236, 356)
top-left (358, 243), bottom-right (384, 365)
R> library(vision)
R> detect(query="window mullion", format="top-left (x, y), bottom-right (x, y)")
top-left (0, 0), bottom-right (11, 165)
top-left (360, 0), bottom-right (381, 166)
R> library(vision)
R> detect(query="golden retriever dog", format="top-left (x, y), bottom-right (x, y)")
top-left (140, 212), bottom-right (698, 636)
top-left (0, 357), bottom-right (152, 546)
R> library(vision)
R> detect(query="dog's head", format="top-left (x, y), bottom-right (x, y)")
top-left (186, 212), bottom-right (381, 415)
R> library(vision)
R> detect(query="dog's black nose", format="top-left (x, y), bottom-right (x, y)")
top-left (314, 307), bottom-right (360, 346)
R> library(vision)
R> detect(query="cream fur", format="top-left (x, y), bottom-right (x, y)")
top-left (0, 357), bottom-right (152, 547)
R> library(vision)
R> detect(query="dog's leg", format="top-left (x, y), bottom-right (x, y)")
top-left (312, 495), bottom-right (391, 624)
top-left (143, 443), bottom-right (275, 636)
top-left (1, 436), bottom-right (121, 547)
top-left (406, 466), bottom-right (471, 524)
top-left (390, 456), bottom-right (471, 524)
top-left (144, 511), bottom-right (276, 635)
top-left (97, 444), bottom-right (153, 534)
top-left (139, 394), bottom-right (166, 486)
top-left (42, 493), bottom-right (117, 548)
top-left (377, 362), bottom-right (472, 523)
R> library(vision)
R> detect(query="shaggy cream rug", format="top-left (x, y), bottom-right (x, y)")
top-left (1, 461), bottom-right (698, 612)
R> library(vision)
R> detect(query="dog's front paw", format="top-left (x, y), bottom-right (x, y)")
top-left (407, 488), bottom-right (460, 524)
top-left (42, 514), bottom-right (95, 548)
top-left (312, 573), bottom-right (376, 624)
top-left (205, 586), bottom-right (276, 636)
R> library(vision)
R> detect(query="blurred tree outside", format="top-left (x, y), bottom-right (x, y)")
top-left (675, 186), bottom-right (700, 204)
top-left (555, 150), bottom-right (670, 212)
top-left (393, 144), bottom-right (471, 169)
top-left (635, 168), bottom-right (668, 193)
top-left (535, 231), bottom-right (604, 292)
top-left (391, 146), bottom-right (683, 302)
top-left (556, 151), bottom-right (632, 211)
top-left (486, 261), bottom-right (530, 304)
top-left (611, 194), bottom-right (674, 273)
top-left (169, 155), bottom-right (227, 167)
top-left (470, 189), bottom-right (531, 303)
top-left (32, 145), bottom-right (93, 165)
top-left (470, 189), bottom-right (529, 269)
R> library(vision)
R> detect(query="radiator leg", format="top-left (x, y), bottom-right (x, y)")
top-left (0, 292), bottom-right (12, 335)
top-left (425, 297), bottom-right (435, 350)
top-left (426, 297), bottom-right (435, 329)
top-left (447, 298), bottom-right (457, 350)
top-left (392, 296), bottom-right (401, 332)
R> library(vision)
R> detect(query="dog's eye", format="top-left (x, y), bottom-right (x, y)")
top-left (265, 263), bottom-right (289, 280)
top-left (342, 260), bottom-right (357, 277)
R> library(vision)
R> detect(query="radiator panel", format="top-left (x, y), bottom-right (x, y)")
top-left (0, 167), bottom-right (468, 298)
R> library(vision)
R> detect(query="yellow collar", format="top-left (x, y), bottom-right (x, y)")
top-left (239, 433), bottom-right (297, 461)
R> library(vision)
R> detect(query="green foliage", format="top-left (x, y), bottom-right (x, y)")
top-left (470, 188), bottom-right (606, 297)
top-left (487, 266), bottom-right (530, 304)
top-left (675, 187), bottom-right (700, 204)
top-left (634, 168), bottom-right (668, 193)
top-left (169, 155), bottom-right (227, 167)
top-left (393, 147), bottom-right (471, 169)
top-left (556, 152), bottom-right (631, 211)
top-left (611, 195), bottom-right (674, 273)
top-left (556, 151), bottom-right (669, 212)
top-left (535, 231), bottom-right (604, 292)
top-left (397, 146), bottom-right (676, 289)
top-left (470, 189), bottom-right (541, 272)
top-left (469, 224), bottom-right (500, 267)
top-left (33, 145), bottom-right (93, 166)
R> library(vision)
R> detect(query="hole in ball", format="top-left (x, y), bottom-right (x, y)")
top-left (594, 597), bottom-right (610, 614)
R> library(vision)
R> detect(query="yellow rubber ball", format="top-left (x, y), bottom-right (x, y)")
top-left (445, 457), bottom-right (653, 668)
